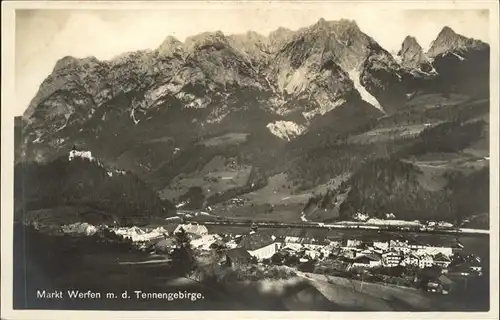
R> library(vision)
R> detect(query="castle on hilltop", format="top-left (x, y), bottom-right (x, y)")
top-left (69, 145), bottom-right (94, 161)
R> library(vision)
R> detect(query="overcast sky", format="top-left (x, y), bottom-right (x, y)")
top-left (15, 5), bottom-right (490, 115)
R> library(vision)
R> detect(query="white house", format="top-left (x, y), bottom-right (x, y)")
top-left (424, 246), bottom-right (453, 257)
top-left (304, 249), bottom-right (321, 260)
top-left (408, 242), bottom-right (427, 250)
top-left (190, 234), bottom-right (223, 250)
top-left (284, 236), bottom-right (301, 243)
top-left (112, 226), bottom-right (167, 243)
top-left (174, 224), bottom-right (209, 237)
top-left (302, 241), bottom-right (326, 251)
top-left (433, 253), bottom-right (452, 268)
top-left (239, 233), bottom-right (281, 260)
top-left (403, 253), bottom-right (420, 267)
top-left (382, 251), bottom-right (402, 267)
top-left (346, 239), bottom-right (362, 248)
top-left (282, 243), bottom-right (303, 252)
top-left (398, 247), bottom-right (412, 255)
top-left (373, 241), bottom-right (389, 251)
top-left (247, 242), bottom-right (281, 260)
top-left (417, 254), bottom-right (434, 269)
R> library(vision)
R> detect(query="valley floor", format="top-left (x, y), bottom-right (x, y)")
top-left (13, 225), bottom-right (489, 311)
top-left (14, 249), bottom-right (486, 311)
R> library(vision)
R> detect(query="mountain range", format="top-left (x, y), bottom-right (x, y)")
top-left (15, 19), bottom-right (490, 226)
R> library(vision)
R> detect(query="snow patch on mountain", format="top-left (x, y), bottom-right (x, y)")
top-left (266, 121), bottom-right (306, 141)
top-left (206, 104), bottom-right (230, 124)
top-left (176, 91), bottom-right (211, 109)
top-left (450, 52), bottom-right (466, 61)
top-left (284, 66), bottom-right (309, 95)
top-left (130, 107), bottom-right (140, 124)
top-left (347, 70), bottom-right (383, 111)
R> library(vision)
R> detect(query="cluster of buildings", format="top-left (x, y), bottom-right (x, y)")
top-left (340, 238), bottom-right (460, 270)
top-left (103, 223), bottom-right (482, 283)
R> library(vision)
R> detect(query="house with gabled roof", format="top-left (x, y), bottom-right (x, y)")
top-left (417, 253), bottom-right (434, 269)
top-left (238, 232), bottom-right (281, 260)
top-left (281, 242), bottom-right (303, 252)
top-left (427, 275), bottom-right (454, 294)
top-left (350, 253), bottom-right (382, 269)
top-left (403, 253), bottom-right (420, 267)
top-left (220, 247), bottom-right (253, 267)
top-left (433, 252), bottom-right (452, 268)
top-left (373, 240), bottom-right (389, 251)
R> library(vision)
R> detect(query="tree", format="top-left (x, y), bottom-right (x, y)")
top-left (284, 254), bottom-right (300, 266)
top-left (298, 261), bottom-right (314, 273)
top-left (179, 187), bottom-right (206, 210)
top-left (271, 252), bottom-right (285, 265)
top-left (416, 266), bottom-right (441, 289)
top-left (249, 256), bottom-right (258, 265)
top-left (170, 227), bottom-right (196, 275)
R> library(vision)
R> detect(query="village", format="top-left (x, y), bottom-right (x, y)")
top-left (101, 221), bottom-right (485, 296)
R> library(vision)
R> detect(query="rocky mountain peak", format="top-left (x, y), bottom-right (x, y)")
top-left (227, 31), bottom-right (269, 62)
top-left (308, 18), bottom-right (359, 36)
top-left (52, 55), bottom-right (100, 72)
top-left (332, 19), bottom-right (360, 32)
top-left (18, 19), bottom-right (490, 174)
top-left (268, 27), bottom-right (295, 52)
top-left (427, 26), bottom-right (488, 58)
top-left (270, 26), bottom-right (293, 37)
top-left (184, 30), bottom-right (229, 52)
top-left (228, 31), bottom-right (267, 49)
top-left (313, 18), bottom-right (330, 30)
top-left (401, 36), bottom-right (421, 50)
top-left (53, 56), bottom-right (78, 71)
top-left (397, 35), bottom-right (433, 72)
top-left (439, 26), bottom-right (456, 37)
top-left (157, 35), bottom-right (184, 56)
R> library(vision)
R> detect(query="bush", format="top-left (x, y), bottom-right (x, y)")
top-left (284, 255), bottom-right (300, 266)
top-left (210, 264), bottom-right (297, 282)
top-left (297, 261), bottom-right (315, 273)
top-left (271, 252), bottom-right (285, 265)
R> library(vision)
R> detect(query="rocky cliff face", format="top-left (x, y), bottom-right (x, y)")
top-left (16, 21), bottom-right (489, 198)
top-left (427, 26), bottom-right (488, 59)
top-left (20, 18), bottom-right (405, 162)
top-left (397, 36), bottom-right (434, 73)
top-left (427, 26), bottom-right (489, 97)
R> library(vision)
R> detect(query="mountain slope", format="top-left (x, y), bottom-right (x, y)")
top-left (14, 153), bottom-right (174, 225)
top-left (15, 20), bottom-right (490, 224)
top-left (427, 26), bottom-right (489, 98)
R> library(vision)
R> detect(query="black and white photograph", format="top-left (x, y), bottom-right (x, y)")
top-left (1, 1), bottom-right (499, 318)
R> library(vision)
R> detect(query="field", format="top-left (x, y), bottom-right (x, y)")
top-left (159, 155), bottom-right (252, 200)
top-left (197, 133), bottom-right (249, 147)
top-left (207, 173), bottom-right (351, 223)
top-left (347, 123), bottom-right (434, 145)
